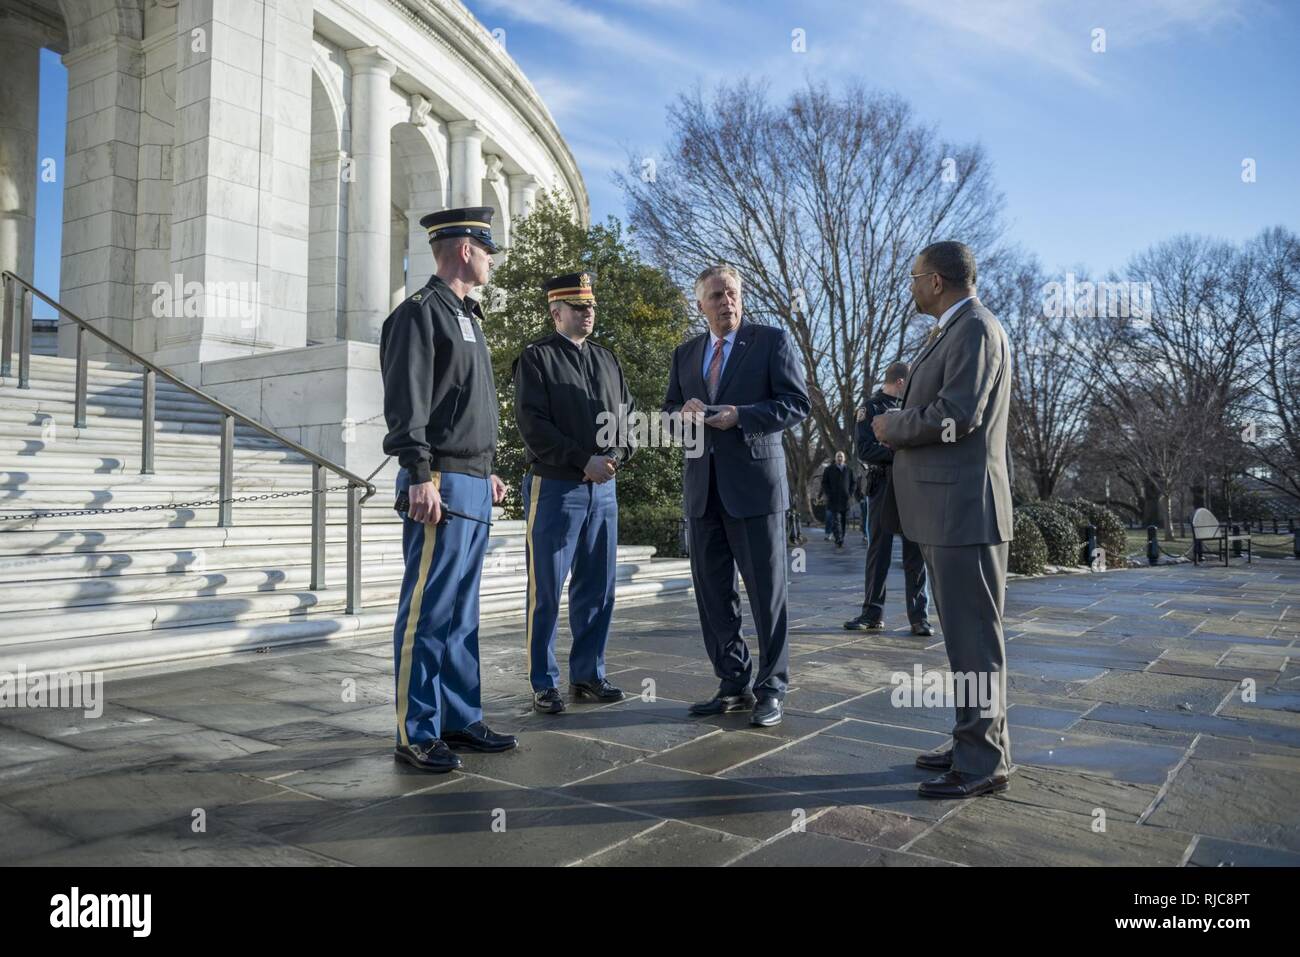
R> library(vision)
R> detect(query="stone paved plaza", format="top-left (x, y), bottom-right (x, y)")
top-left (2, 541), bottom-right (1298, 867)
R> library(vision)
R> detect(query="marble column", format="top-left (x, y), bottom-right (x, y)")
top-left (508, 173), bottom-right (539, 225)
top-left (389, 211), bottom-right (406, 311)
top-left (447, 119), bottom-right (484, 209)
top-left (0, 13), bottom-right (43, 288)
top-left (158, 0), bottom-right (314, 378)
top-left (58, 33), bottom-right (142, 356)
top-left (405, 207), bottom-right (434, 294)
top-left (343, 47), bottom-right (396, 344)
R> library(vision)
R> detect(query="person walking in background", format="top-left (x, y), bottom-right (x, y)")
top-left (819, 451), bottom-right (852, 548)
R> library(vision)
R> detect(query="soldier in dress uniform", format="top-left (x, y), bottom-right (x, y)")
top-left (380, 206), bottom-right (517, 772)
top-left (513, 272), bottom-right (636, 713)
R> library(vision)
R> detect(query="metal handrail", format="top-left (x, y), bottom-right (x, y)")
top-left (1, 271), bottom-right (377, 614)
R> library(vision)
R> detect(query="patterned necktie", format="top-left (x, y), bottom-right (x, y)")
top-left (706, 338), bottom-right (725, 402)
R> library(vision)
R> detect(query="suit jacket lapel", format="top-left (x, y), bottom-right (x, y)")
top-left (687, 332), bottom-right (710, 399)
top-left (714, 322), bottom-right (756, 400)
top-left (903, 299), bottom-right (977, 405)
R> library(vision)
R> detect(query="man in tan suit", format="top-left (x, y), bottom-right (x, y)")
top-left (872, 240), bottom-right (1013, 799)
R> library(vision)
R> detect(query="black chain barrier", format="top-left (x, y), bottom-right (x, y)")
top-left (0, 482), bottom-right (357, 522)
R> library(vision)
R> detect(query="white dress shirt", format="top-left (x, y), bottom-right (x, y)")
top-left (935, 296), bottom-right (974, 331)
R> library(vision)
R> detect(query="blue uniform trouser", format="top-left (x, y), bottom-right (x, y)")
top-left (521, 472), bottom-right (618, 692)
top-left (392, 468), bottom-right (492, 745)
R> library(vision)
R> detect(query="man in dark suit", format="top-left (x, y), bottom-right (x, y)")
top-left (844, 361), bottom-right (931, 635)
top-left (664, 264), bottom-right (810, 727)
top-left (818, 451), bottom-right (852, 547)
top-left (873, 241), bottom-right (1014, 799)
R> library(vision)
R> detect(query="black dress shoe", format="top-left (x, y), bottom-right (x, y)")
top-left (843, 614), bottom-right (885, 631)
top-left (571, 677), bottom-right (625, 702)
top-left (688, 691), bottom-right (756, 716)
top-left (911, 620), bottom-right (935, 637)
top-left (918, 769), bottom-right (1009, 799)
top-left (394, 740), bottom-right (461, 773)
top-left (443, 721), bottom-right (518, 753)
top-left (750, 696), bottom-right (783, 727)
top-left (915, 748), bottom-right (953, 771)
top-left (534, 688), bottom-right (565, 714)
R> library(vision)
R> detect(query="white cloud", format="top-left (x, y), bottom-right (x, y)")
top-left (891, 0), bottom-right (1252, 87)
top-left (471, 0), bottom-right (695, 69)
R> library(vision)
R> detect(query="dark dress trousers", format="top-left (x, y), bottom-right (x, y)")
top-left (663, 321), bottom-right (810, 699)
top-left (855, 391), bottom-right (928, 624)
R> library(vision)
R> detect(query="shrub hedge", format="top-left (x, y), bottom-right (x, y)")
top-left (1019, 502), bottom-right (1082, 566)
top-left (1008, 510), bottom-right (1048, 575)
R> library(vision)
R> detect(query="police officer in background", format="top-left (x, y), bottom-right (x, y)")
top-left (514, 272), bottom-right (636, 714)
top-left (381, 206), bottom-right (517, 773)
top-left (843, 360), bottom-right (933, 636)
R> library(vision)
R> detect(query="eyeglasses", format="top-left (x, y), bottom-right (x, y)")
top-left (909, 271), bottom-right (938, 281)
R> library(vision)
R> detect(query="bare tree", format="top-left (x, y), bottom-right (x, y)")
top-left (1240, 226), bottom-right (1300, 504)
top-left (1080, 236), bottom-right (1255, 537)
top-left (981, 253), bottom-right (1090, 500)
top-left (620, 79), bottom-right (1005, 471)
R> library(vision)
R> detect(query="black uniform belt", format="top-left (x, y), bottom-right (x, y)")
top-left (428, 452), bottom-right (494, 478)
top-left (528, 462), bottom-right (589, 482)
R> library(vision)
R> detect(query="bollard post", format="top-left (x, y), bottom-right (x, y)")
top-left (679, 517), bottom-right (689, 558)
top-left (1232, 524), bottom-right (1242, 557)
top-left (1085, 525), bottom-right (1098, 569)
top-left (1146, 526), bottom-right (1159, 566)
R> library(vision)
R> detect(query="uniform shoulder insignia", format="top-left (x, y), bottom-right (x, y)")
top-left (410, 292), bottom-right (423, 302)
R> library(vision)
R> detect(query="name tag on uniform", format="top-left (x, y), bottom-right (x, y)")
top-left (457, 313), bottom-right (477, 342)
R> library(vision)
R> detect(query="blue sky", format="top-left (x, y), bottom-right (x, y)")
top-left (465, 0), bottom-right (1300, 277)
top-left (33, 48), bottom-right (66, 318)
top-left (32, 0), bottom-right (1299, 317)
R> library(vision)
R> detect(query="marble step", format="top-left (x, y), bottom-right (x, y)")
top-left (0, 391), bottom-right (285, 433)
top-left (0, 501), bottom-right (406, 530)
top-left (0, 556), bottom-right (689, 642)
top-left (0, 379), bottom-right (233, 418)
top-left (0, 529), bottom-right (606, 582)
top-left (0, 518), bottom-right (533, 557)
top-left (0, 450), bottom-right (322, 476)
top-left (0, 547), bottom-right (574, 611)
top-left (0, 572), bottom-right (694, 677)
top-left (0, 407), bottom-right (294, 450)
top-left (0, 470), bottom-right (378, 493)
top-left (4, 358), bottom-right (226, 402)
top-left (0, 436), bottom-right (311, 466)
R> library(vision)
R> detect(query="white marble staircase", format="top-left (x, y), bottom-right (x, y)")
top-left (0, 353), bottom-right (693, 676)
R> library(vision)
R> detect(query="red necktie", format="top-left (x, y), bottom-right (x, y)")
top-left (707, 338), bottom-right (724, 402)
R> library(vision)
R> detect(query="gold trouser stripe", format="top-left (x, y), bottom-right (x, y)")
top-left (396, 471), bottom-right (440, 747)
top-left (524, 474), bottom-right (543, 668)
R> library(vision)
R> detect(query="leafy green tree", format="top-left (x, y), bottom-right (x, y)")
top-left (481, 191), bottom-right (692, 537)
